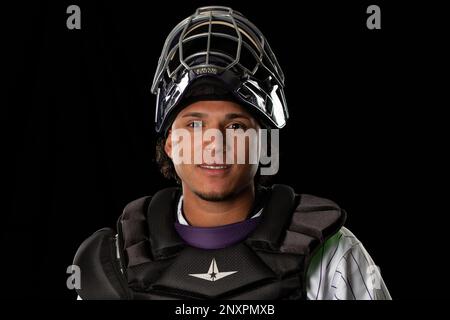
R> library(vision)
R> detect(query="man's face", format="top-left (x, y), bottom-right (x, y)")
top-left (165, 100), bottom-right (260, 201)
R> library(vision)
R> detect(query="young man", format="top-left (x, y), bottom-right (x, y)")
top-left (74, 6), bottom-right (391, 300)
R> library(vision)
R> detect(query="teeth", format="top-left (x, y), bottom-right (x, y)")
top-left (200, 165), bottom-right (228, 170)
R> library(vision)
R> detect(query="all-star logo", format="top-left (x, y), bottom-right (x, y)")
top-left (193, 66), bottom-right (218, 75)
top-left (189, 258), bottom-right (237, 282)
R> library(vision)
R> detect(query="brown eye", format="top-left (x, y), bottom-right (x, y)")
top-left (228, 123), bottom-right (247, 130)
top-left (188, 120), bottom-right (203, 128)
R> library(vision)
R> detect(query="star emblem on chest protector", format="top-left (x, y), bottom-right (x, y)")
top-left (189, 258), bottom-right (237, 282)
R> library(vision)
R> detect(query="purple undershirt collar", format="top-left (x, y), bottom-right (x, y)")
top-left (174, 216), bottom-right (261, 249)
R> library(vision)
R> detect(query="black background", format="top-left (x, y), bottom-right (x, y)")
top-left (2, 0), bottom-right (447, 300)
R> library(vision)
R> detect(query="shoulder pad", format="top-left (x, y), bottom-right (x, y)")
top-left (73, 228), bottom-right (130, 299)
top-left (119, 189), bottom-right (184, 265)
top-left (280, 194), bottom-right (347, 256)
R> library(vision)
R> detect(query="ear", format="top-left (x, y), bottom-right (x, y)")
top-left (164, 129), bottom-right (172, 159)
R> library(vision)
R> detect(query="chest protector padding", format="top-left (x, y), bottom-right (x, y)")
top-left (73, 184), bottom-right (346, 300)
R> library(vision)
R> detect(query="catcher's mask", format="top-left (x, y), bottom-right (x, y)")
top-left (151, 6), bottom-right (289, 135)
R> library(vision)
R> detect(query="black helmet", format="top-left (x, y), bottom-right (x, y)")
top-left (151, 6), bottom-right (289, 134)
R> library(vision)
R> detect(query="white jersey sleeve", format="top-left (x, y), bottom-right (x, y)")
top-left (306, 227), bottom-right (392, 300)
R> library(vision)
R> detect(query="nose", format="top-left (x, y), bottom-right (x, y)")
top-left (203, 128), bottom-right (225, 153)
top-left (200, 126), bottom-right (228, 164)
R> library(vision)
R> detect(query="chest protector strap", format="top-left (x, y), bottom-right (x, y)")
top-left (73, 185), bottom-right (346, 299)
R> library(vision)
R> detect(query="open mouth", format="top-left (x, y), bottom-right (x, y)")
top-left (196, 164), bottom-right (232, 176)
top-left (197, 164), bottom-right (231, 170)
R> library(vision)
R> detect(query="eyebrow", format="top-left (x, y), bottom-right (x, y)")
top-left (225, 113), bottom-right (251, 121)
top-left (181, 112), bottom-right (251, 120)
top-left (181, 112), bottom-right (207, 118)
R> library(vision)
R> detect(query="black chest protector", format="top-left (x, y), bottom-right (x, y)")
top-left (73, 184), bottom-right (346, 300)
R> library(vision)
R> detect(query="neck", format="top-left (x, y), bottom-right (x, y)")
top-left (181, 184), bottom-right (255, 227)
